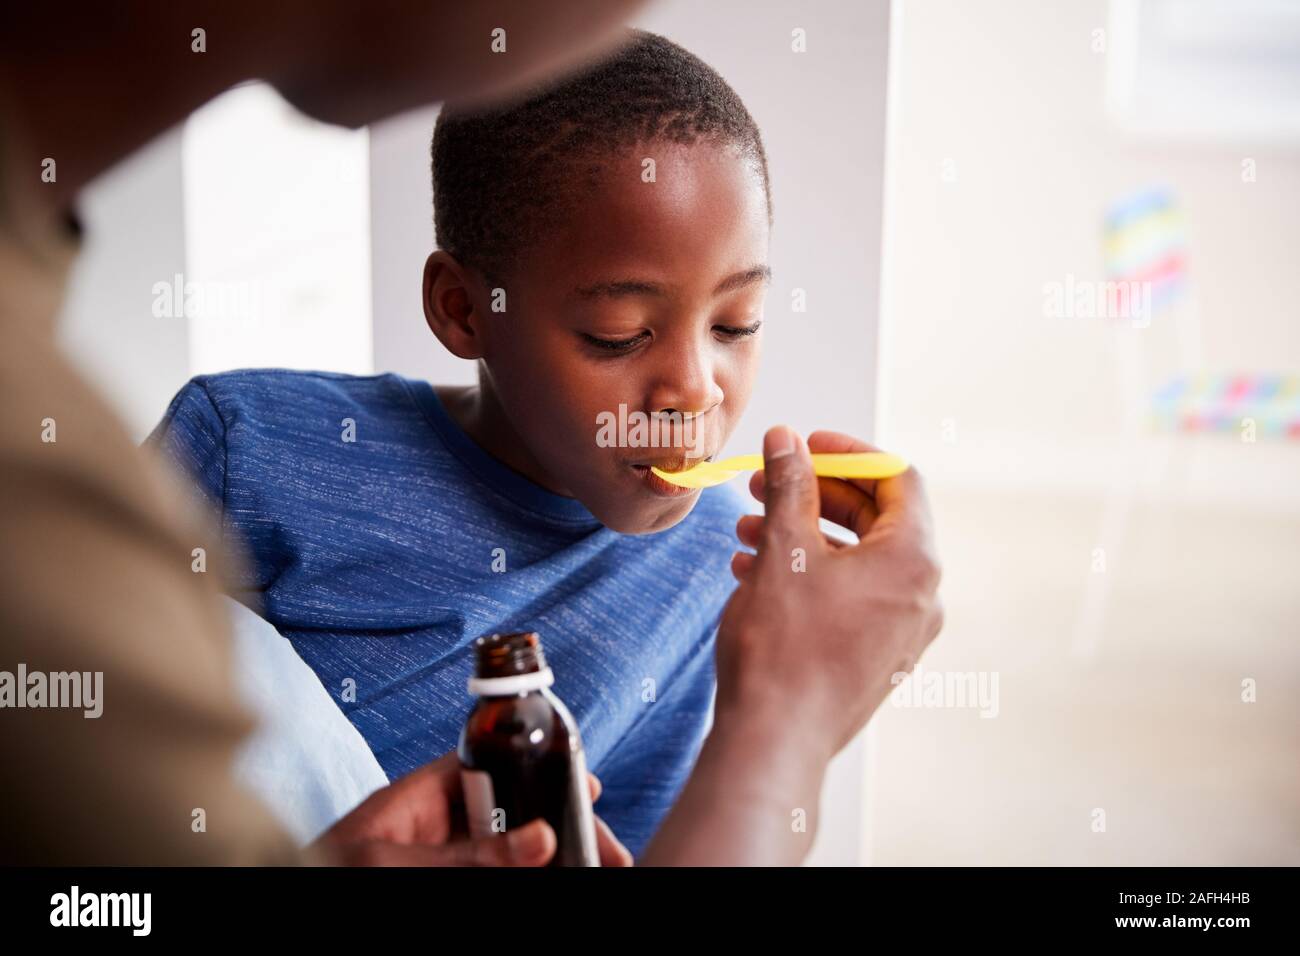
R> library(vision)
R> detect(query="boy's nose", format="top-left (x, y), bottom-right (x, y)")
top-left (648, 351), bottom-right (724, 426)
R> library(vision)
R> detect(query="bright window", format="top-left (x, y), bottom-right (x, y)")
top-left (182, 82), bottom-right (373, 376)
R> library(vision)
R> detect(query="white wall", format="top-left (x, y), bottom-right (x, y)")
top-left (368, 104), bottom-right (453, 382)
top-left (879, 0), bottom-right (1300, 509)
top-left (183, 84), bottom-right (373, 379)
top-left (58, 131), bottom-right (190, 439)
top-left (367, 0), bottom-right (893, 865)
top-left (58, 84), bottom-right (375, 440)
top-left (870, 0), bottom-right (1300, 865)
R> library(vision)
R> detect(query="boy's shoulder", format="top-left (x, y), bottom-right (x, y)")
top-left (186, 368), bottom-right (409, 415)
top-left (668, 480), bottom-right (752, 550)
top-left (692, 480), bottom-right (752, 526)
top-left (155, 368), bottom-right (427, 457)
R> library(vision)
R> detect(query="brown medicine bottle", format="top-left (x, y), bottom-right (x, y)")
top-left (458, 632), bottom-right (600, 867)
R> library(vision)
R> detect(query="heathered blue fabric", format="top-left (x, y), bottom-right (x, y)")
top-left (148, 368), bottom-right (746, 858)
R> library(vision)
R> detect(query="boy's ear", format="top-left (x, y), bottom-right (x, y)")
top-left (423, 250), bottom-right (488, 360)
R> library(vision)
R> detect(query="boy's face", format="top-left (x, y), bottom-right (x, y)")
top-left (477, 141), bottom-right (769, 534)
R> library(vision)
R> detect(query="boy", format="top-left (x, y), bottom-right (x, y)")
top-left (150, 31), bottom-right (772, 859)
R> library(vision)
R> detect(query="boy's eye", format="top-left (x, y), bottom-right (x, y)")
top-left (579, 321), bottom-right (762, 356)
top-left (715, 320), bottom-right (763, 339)
top-left (581, 331), bottom-right (649, 354)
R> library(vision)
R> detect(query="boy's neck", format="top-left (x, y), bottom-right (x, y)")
top-left (433, 379), bottom-right (573, 498)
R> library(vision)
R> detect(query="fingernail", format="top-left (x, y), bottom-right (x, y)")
top-left (766, 425), bottom-right (795, 460)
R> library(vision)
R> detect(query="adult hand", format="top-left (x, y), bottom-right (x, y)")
top-left (720, 425), bottom-right (944, 759)
top-left (313, 750), bottom-right (633, 867)
top-left (640, 426), bottom-right (942, 866)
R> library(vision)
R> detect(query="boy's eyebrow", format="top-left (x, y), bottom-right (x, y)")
top-left (572, 265), bottom-right (772, 301)
top-left (712, 265), bottom-right (772, 296)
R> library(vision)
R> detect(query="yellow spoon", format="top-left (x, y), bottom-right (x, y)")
top-left (651, 451), bottom-right (909, 489)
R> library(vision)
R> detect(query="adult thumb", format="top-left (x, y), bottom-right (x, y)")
top-left (759, 425), bottom-right (820, 549)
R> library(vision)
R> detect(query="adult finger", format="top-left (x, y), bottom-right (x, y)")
top-left (737, 514), bottom-right (848, 551)
top-left (867, 464), bottom-right (934, 541)
top-left (730, 550), bottom-right (756, 581)
top-left (336, 818), bottom-right (556, 867)
top-left (754, 426), bottom-right (821, 555)
top-left (595, 815), bottom-right (634, 867)
top-left (818, 480), bottom-right (880, 538)
top-left (428, 819), bottom-right (557, 867)
top-left (806, 429), bottom-right (886, 499)
top-left (324, 751), bottom-right (462, 846)
top-left (745, 478), bottom-right (878, 540)
top-left (736, 513), bottom-right (763, 549)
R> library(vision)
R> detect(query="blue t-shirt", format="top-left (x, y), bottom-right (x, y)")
top-left (148, 369), bottom-right (747, 858)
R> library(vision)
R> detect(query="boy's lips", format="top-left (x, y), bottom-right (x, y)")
top-left (627, 454), bottom-right (713, 498)
top-left (627, 453), bottom-right (714, 473)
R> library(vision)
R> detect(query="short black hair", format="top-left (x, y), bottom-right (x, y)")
top-left (431, 30), bottom-right (771, 284)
